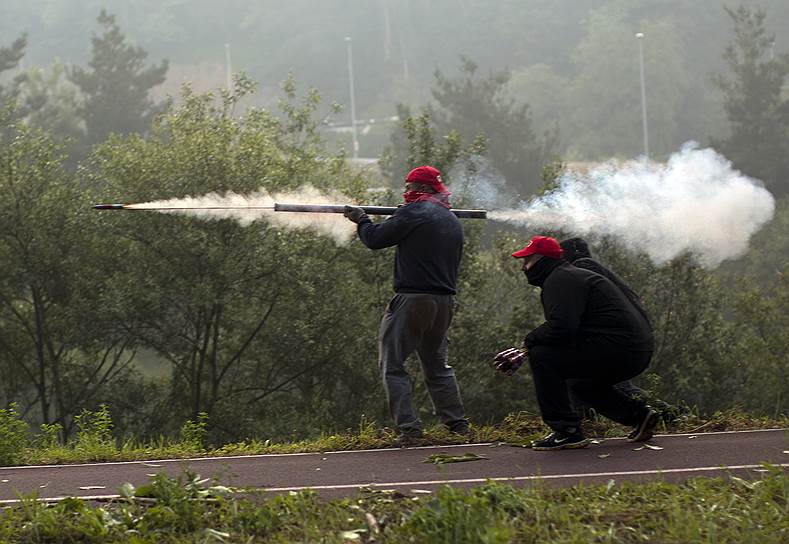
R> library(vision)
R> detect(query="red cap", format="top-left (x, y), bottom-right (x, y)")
top-left (512, 236), bottom-right (564, 259)
top-left (405, 166), bottom-right (450, 194)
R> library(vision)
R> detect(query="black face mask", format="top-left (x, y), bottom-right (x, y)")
top-left (525, 265), bottom-right (542, 286)
top-left (524, 257), bottom-right (560, 287)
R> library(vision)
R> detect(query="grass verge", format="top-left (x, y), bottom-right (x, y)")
top-left (4, 407), bottom-right (788, 467)
top-left (1, 466), bottom-right (787, 543)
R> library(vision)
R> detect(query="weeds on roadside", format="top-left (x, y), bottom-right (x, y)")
top-left (0, 466), bottom-right (786, 543)
top-left (1, 404), bottom-right (787, 467)
top-left (179, 412), bottom-right (209, 452)
top-left (0, 404), bottom-right (29, 466)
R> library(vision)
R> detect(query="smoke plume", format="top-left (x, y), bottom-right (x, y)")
top-left (128, 185), bottom-right (356, 243)
top-left (490, 143), bottom-right (775, 268)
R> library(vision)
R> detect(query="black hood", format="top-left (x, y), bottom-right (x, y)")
top-left (559, 237), bottom-right (591, 263)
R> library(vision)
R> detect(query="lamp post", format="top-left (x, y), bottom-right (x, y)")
top-left (635, 32), bottom-right (649, 160)
top-left (224, 43), bottom-right (233, 92)
top-left (345, 37), bottom-right (359, 159)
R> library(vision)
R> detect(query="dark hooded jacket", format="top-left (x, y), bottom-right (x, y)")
top-left (560, 238), bottom-right (652, 329)
top-left (524, 257), bottom-right (653, 352)
top-left (356, 201), bottom-right (463, 295)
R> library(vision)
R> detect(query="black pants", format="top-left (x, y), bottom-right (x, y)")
top-left (527, 340), bottom-right (652, 432)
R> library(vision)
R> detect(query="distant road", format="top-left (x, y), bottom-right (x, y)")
top-left (1, 429), bottom-right (787, 503)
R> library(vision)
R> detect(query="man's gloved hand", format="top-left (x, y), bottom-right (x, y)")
top-left (344, 205), bottom-right (368, 224)
top-left (492, 347), bottom-right (527, 376)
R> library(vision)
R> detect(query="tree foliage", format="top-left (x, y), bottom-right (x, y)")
top-left (18, 60), bottom-right (84, 147)
top-left (0, 33), bottom-right (26, 108)
top-left (430, 58), bottom-right (559, 197)
top-left (380, 105), bottom-right (486, 191)
top-left (68, 10), bottom-right (169, 149)
top-left (0, 117), bottom-right (138, 435)
top-left (713, 5), bottom-right (789, 196)
top-left (81, 77), bottom-right (383, 441)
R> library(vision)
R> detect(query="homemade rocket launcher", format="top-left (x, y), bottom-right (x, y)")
top-left (93, 202), bottom-right (488, 219)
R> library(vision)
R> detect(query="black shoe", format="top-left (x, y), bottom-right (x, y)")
top-left (395, 429), bottom-right (424, 447)
top-left (628, 409), bottom-right (659, 442)
top-left (532, 430), bottom-right (590, 451)
top-left (447, 422), bottom-right (471, 435)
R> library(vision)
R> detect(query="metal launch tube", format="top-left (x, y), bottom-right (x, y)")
top-left (273, 203), bottom-right (487, 219)
top-left (93, 202), bottom-right (488, 219)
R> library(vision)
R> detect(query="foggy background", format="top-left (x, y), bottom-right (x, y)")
top-left (3, 0), bottom-right (787, 160)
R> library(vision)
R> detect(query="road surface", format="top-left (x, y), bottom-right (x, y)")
top-left (0, 429), bottom-right (786, 503)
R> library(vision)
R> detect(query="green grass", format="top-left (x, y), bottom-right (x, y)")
top-left (1, 466), bottom-right (786, 543)
top-left (4, 408), bottom-right (788, 467)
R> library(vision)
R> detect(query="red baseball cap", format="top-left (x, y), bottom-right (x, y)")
top-left (511, 236), bottom-right (564, 259)
top-left (405, 165), bottom-right (450, 194)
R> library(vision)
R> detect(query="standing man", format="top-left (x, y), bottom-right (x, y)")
top-left (344, 165), bottom-right (469, 443)
top-left (559, 238), bottom-right (680, 422)
top-left (495, 235), bottom-right (658, 450)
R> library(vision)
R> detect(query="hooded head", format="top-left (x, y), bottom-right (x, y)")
top-left (559, 237), bottom-right (591, 263)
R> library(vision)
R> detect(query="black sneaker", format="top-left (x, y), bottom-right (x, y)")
top-left (628, 409), bottom-right (659, 442)
top-left (395, 429), bottom-right (425, 447)
top-left (447, 421), bottom-right (471, 436)
top-left (532, 430), bottom-right (590, 451)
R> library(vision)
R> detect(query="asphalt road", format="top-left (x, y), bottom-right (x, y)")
top-left (0, 429), bottom-right (787, 503)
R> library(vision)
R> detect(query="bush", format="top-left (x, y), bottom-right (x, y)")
top-left (73, 404), bottom-right (117, 459)
top-left (0, 403), bottom-right (29, 465)
top-left (179, 412), bottom-right (209, 452)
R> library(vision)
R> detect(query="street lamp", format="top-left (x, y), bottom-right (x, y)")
top-left (224, 43), bottom-right (233, 92)
top-left (345, 37), bottom-right (359, 159)
top-left (635, 32), bottom-right (649, 160)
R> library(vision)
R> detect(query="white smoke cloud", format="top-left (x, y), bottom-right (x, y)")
top-left (489, 142), bottom-right (775, 268)
top-left (448, 155), bottom-right (509, 209)
top-left (127, 185), bottom-right (357, 244)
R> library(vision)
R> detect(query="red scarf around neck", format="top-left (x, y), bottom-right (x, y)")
top-left (402, 191), bottom-right (452, 209)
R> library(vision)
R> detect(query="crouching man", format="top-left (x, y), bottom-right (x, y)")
top-left (495, 235), bottom-right (658, 450)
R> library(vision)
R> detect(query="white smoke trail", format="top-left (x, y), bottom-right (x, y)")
top-left (128, 185), bottom-right (357, 244)
top-left (489, 142), bottom-right (775, 268)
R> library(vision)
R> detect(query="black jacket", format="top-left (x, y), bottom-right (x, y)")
top-left (560, 238), bottom-right (652, 329)
top-left (357, 201), bottom-right (463, 295)
top-left (571, 257), bottom-right (652, 329)
top-left (525, 259), bottom-right (653, 351)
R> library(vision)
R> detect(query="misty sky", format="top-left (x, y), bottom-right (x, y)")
top-left (3, 0), bottom-right (788, 159)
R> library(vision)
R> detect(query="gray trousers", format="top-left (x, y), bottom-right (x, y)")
top-left (378, 293), bottom-right (467, 434)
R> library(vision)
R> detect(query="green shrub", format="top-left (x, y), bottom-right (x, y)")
top-left (73, 404), bottom-right (117, 459)
top-left (0, 403), bottom-right (29, 465)
top-left (179, 412), bottom-right (209, 452)
top-left (36, 422), bottom-right (62, 449)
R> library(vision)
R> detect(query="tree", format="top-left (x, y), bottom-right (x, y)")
top-left (82, 77), bottom-right (384, 441)
top-left (713, 5), bottom-right (789, 196)
top-left (18, 60), bottom-right (84, 149)
top-left (69, 10), bottom-right (168, 149)
top-left (0, 117), bottom-right (138, 435)
top-left (563, 4), bottom-right (690, 160)
top-left (430, 58), bottom-right (559, 197)
top-left (732, 272), bottom-right (789, 417)
top-left (380, 105), bottom-right (486, 192)
top-left (0, 34), bottom-right (26, 113)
